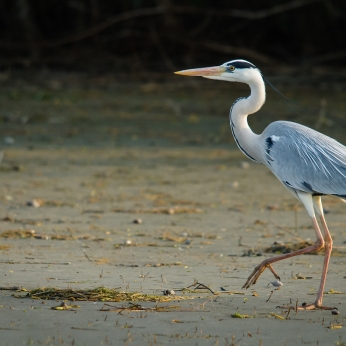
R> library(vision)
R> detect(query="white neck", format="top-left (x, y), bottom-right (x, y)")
top-left (230, 71), bottom-right (266, 162)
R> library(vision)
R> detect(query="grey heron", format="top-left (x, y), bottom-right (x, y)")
top-left (175, 59), bottom-right (346, 310)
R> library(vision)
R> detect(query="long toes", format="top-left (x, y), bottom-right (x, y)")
top-left (243, 269), bottom-right (263, 289)
top-left (242, 279), bottom-right (252, 289)
top-left (277, 303), bottom-right (337, 311)
top-left (243, 262), bottom-right (274, 289)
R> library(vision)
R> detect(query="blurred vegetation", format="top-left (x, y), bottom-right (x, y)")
top-left (0, 0), bottom-right (345, 73)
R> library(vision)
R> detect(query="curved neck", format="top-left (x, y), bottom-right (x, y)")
top-left (230, 73), bottom-right (266, 162)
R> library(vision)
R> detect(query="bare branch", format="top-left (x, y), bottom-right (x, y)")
top-left (171, 0), bottom-right (319, 20)
top-left (0, 1), bottom-right (317, 51)
top-left (46, 6), bottom-right (165, 48)
top-left (0, 6), bottom-right (165, 49)
top-left (202, 41), bottom-right (275, 64)
top-left (168, 35), bottom-right (276, 64)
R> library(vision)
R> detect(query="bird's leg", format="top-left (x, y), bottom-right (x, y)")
top-left (290, 197), bottom-right (334, 310)
top-left (243, 192), bottom-right (324, 289)
top-left (242, 217), bottom-right (324, 289)
top-left (279, 196), bottom-right (335, 311)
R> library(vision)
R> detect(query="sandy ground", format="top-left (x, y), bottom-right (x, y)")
top-left (0, 79), bottom-right (346, 345)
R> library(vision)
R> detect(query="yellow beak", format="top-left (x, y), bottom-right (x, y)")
top-left (174, 66), bottom-right (226, 77)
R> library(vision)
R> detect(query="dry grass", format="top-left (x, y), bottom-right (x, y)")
top-left (18, 287), bottom-right (195, 302)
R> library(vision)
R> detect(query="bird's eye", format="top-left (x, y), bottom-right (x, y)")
top-left (229, 65), bottom-right (235, 71)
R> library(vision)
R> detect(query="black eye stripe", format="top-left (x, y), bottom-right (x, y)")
top-left (225, 61), bottom-right (256, 69)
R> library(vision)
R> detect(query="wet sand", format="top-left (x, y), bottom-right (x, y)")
top-left (0, 80), bottom-right (346, 345)
top-left (0, 146), bottom-right (345, 345)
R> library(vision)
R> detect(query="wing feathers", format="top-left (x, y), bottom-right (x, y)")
top-left (261, 121), bottom-right (346, 196)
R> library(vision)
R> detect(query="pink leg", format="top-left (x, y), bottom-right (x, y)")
top-left (315, 213), bottom-right (333, 304)
top-left (296, 197), bottom-right (334, 310)
top-left (243, 193), bottom-right (335, 310)
top-left (242, 216), bottom-right (324, 289)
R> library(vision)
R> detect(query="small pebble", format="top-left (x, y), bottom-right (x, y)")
top-left (240, 161), bottom-right (250, 169)
top-left (269, 280), bottom-right (283, 287)
top-left (133, 218), bottom-right (142, 224)
top-left (26, 199), bottom-right (41, 208)
top-left (331, 308), bottom-right (340, 315)
top-left (124, 240), bottom-right (132, 245)
top-left (267, 204), bottom-right (279, 211)
top-left (34, 235), bottom-right (49, 240)
top-left (231, 181), bottom-right (239, 188)
top-left (163, 289), bottom-right (175, 296)
top-left (185, 239), bottom-right (192, 245)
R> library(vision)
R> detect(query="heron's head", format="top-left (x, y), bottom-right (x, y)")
top-left (175, 59), bottom-right (261, 84)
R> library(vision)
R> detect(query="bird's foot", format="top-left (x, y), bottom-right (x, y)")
top-left (242, 261), bottom-right (280, 289)
top-left (278, 302), bottom-right (338, 312)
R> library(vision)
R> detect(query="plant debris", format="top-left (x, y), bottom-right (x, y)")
top-left (231, 312), bottom-right (253, 318)
top-left (0, 229), bottom-right (105, 241)
top-left (0, 229), bottom-right (38, 239)
top-left (16, 287), bottom-right (195, 302)
top-left (51, 302), bottom-right (80, 310)
top-left (324, 289), bottom-right (346, 294)
top-left (266, 241), bottom-right (321, 254)
top-left (182, 282), bottom-right (215, 294)
top-left (112, 206), bottom-right (203, 215)
top-left (242, 249), bottom-right (262, 257)
top-left (114, 242), bottom-right (163, 248)
top-left (100, 302), bottom-right (187, 313)
top-left (25, 199), bottom-right (76, 208)
top-left (1, 216), bottom-right (47, 225)
top-left (270, 312), bottom-right (285, 320)
top-left (160, 232), bottom-right (189, 243)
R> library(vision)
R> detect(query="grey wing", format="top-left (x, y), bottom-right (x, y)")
top-left (261, 121), bottom-right (346, 198)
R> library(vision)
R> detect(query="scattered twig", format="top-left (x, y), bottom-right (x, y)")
top-left (266, 290), bottom-right (274, 302)
top-left (100, 302), bottom-right (203, 313)
top-left (0, 286), bottom-right (20, 291)
top-left (269, 312), bottom-right (285, 320)
top-left (182, 281), bottom-right (215, 294)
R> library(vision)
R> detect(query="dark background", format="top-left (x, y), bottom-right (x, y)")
top-left (1, 0), bottom-right (346, 151)
top-left (1, 0), bottom-right (345, 75)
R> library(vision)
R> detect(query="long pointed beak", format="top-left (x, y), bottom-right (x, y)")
top-left (174, 66), bottom-right (226, 77)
